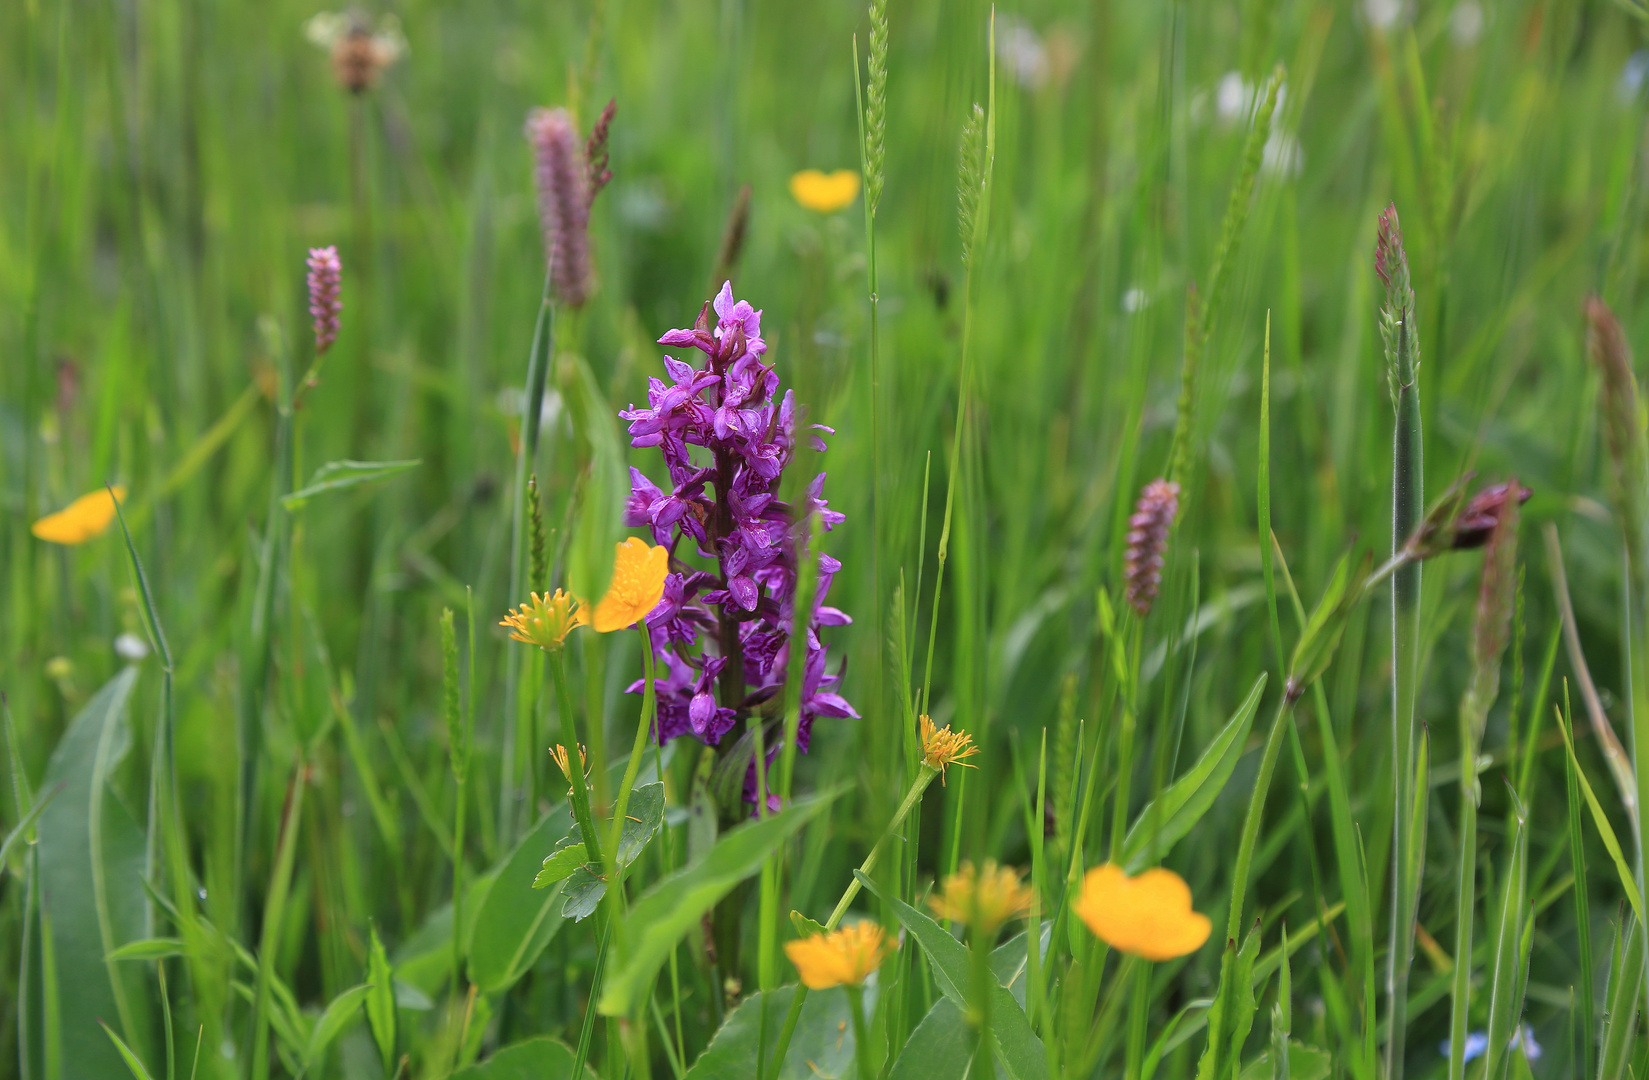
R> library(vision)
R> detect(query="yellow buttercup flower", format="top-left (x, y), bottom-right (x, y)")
top-left (783, 922), bottom-right (894, 990)
top-left (591, 537), bottom-right (669, 632)
top-left (501, 590), bottom-right (588, 651)
top-left (32, 486), bottom-right (127, 545)
top-left (1072, 863), bottom-right (1211, 961)
top-left (919, 714), bottom-right (979, 785)
top-left (789, 169), bottom-right (860, 213)
top-left (928, 860), bottom-right (1032, 935)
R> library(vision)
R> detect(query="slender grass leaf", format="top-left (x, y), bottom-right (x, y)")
top-left (1238, 1044), bottom-right (1329, 1080)
top-left (1481, 789), bottom-right (1529, 1080)
top-left (107, 938), bottom-right (186, 962)
top-left (1557, 708), bottom-right (1643, 924)
top-left (366, 926), bottom-right (395, 1074)
top-left (303, 983), bottom-right (371, 1070)
top-left (1122, 675), bottom-right (1267, 873)
top-left (100, 1021), bottom-right (155, 1080)
top-left (0, 783), bottom-right (59, 875)
top-left (281, 459), bottom-right (421, 509)
top-left (1598, 914), bottom-right (1643, 1080)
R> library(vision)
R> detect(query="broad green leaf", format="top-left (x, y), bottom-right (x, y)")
top-left (304, 983), bottom-right (371, 1069)
top-left (684, 984), bottom-right (866, 1080)
top-left (107, 938), bottom-right (186, 962)
top-left (889, 997), bottom-right (988, 1080)
top-left (598, 787), bottom-right (841, 1016)
top-left (281, 459), bottom-right (421, 509)
top-left (877, 890), bottom-right (1049, 1080)
top-left (470, 808), bottom-right (572, 991)
top-left (366, 926), bottom-right (396, 1074)
top-left (26, 669), bottom-right (151, 1079)
top-left (393, 868), bottom-right (498, 996)
top-left (471, 751), bottom-right (668, 992)
top-left (1237, 1043), bottom-right (1330, 1080)
top-left (450, 1036), bottom-right (593, 1079)
top-left (1122, 675), bottom-right (1267, 872)
top-left (889, 928), bottom-right (1052, 1080)
top-left (532, 837), bottom-right (587, 890)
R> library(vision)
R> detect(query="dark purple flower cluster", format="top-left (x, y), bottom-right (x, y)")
top-left (620, 283), bottom-right (855, 805)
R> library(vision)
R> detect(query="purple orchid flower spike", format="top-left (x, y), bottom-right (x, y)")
top-left (620, 282), bottom-right (856, 814)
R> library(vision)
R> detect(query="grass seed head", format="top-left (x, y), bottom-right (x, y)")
top-left (526, 107), bottom-right (594, 307)
top-left (1123, 478), bottom-right (1179, 617)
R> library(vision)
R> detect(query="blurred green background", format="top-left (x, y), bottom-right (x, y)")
top-left (5, 0), bottom-right (1649, 1075)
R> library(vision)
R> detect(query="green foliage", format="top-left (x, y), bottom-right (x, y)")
top-left (451, 1037), bottom-right (591, 1079)
top-left (7, 0), bottom-right (1645, 1075)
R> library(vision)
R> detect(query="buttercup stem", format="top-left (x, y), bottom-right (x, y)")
top-left (846, 983), bottom-right (874, 1080)
top-left (548, 646), bottom-right (603, 868)
top-left (766, 766), bottom-right (937, 1079)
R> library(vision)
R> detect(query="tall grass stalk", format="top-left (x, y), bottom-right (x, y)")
top-left (852, 0), bottom-right (888, 777)
top-left (500, 277), bottom-right (556, 846)
top-left (1376, 202), bottom-right (1423, 1080)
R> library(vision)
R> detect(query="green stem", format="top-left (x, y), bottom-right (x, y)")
top-left (604, 629), bottom-right (659, 869)
top-left (767, 768), bottom-right (938, 1079)
top-left (970, 929), bottom-right (995, 1080)
top-left (847, 984), bottom-right (875, 1080)
top-left (500, 280), bottom-right (556, 846)
top-left (1386, 372), bottom-right (1423, 1080)
top-left (250, 762), bottom-right (307, 1080)
top-left (1225, 699), bottom-right (1294, 944)
top-left (548, 647), bottom-right (604, 868)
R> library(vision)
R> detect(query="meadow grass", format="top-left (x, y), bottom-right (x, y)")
top-left (5, 0), bottom-right (1649, 1076)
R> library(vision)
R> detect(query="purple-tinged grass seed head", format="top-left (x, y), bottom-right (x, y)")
top-left (306, 246), bottom-right (342, 356)
top-left (526, 107), bottom-right (593, 308)
top-left (586, 98), bottom-right (616, 203)
top-left (1124, 478), bottom-right (1179, 617)
top-left (1451, 481), bottom-right (1531, 551)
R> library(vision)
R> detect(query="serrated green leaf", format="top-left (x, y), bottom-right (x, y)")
top-left (616, 782), bottom-right (665, 866)
top-left (533, 836), bottom-right (587, 890)
top-left (281, 459), bottom-right (421, 509)
top-left (790, 910), bottom-right (828, 939)
top-left (561, 864), bottom-right (607, 921)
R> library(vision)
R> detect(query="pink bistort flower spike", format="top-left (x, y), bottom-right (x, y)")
top-left (306, 246), bottom-right (342, 357)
